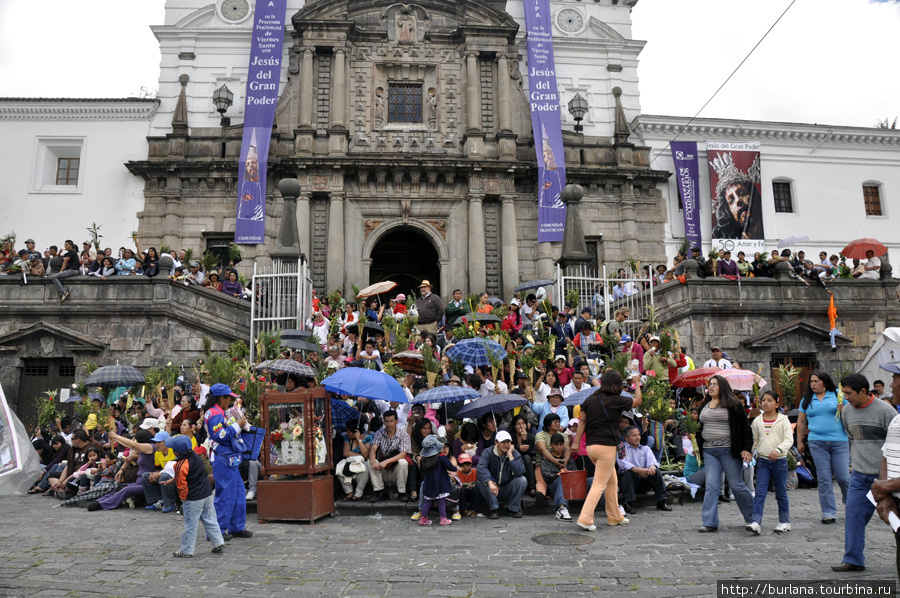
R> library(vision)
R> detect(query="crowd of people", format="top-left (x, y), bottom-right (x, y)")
top-left (20, 276), bottom-right (900, 575)
top-left (0, 238), bottom-right (248, 302)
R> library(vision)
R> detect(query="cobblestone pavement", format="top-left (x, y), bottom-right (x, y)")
top-left (0, 486), bottom-right (897, 598)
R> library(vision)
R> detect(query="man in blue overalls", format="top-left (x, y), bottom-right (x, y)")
top-left (204, 383), bottom-right (252, 540)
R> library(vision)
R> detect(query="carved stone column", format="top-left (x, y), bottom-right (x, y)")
top-left (465, 51), bottom-right (482, 133)
top-left (620, 178), bottom-right (639, 259)
top-left (467, 193), bottom-right (486, 293)
top-left (536, 242), bottom-right (555, 282)
top-left (500, 195), bottom-right (520, 298)
top-left (496, 55), bottom-right (512, 133)
top-left (296, 191), bottom-right (311, 257)
top-left (331, 48), bottom-right (347, 128)
top-left (327, 193), bottom-right (345, 293)
top-left (298, 47), bottom-right (315, 128)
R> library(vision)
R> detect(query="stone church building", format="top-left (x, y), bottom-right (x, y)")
top-left (126, 0), bottom-right (668, 298)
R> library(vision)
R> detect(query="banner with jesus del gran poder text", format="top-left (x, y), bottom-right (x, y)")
top-left (670, 141), bottom-right (702, 252)
top-left (524, 0), bottom-right (566, 243)
top-left (706, 141), bottom-right (765, 256)
top-left (234, 0), bottom-right (288, 245)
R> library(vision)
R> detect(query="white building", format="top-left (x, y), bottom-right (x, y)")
top-left (0, 98), bottom-right (158, 251)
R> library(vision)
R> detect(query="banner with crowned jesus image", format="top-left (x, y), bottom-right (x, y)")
top-left (706, 141), bottom-right (765, 255)
top-left (234, 0), bottom-right (289, 245)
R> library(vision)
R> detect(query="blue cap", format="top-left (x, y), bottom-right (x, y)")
top-left (209, 383), bottom-right (239, 398)
top-left (619, 334), bottom-right (632, 344)
top-left (151, 430), bottom-right (170, 443)
top-left (880, 363), bottom-right (900, 375)
top-left (165, 434), bottom-right (193, 455)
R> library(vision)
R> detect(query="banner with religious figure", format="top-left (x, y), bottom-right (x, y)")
top-left (670, 141), bottom-right (702, 252)
top-left (234, 0), bottom-right (289, 245)
top-left (706, 141), bottom-right (765, 255)
top-left (524, 0), bottom-right (566, 243)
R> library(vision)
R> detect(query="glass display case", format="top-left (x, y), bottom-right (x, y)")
top-left (257, 388), bottom-right (334, 523)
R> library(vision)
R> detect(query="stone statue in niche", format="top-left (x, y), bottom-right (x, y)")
top-left (374, 87), bottom-right (385, 125)
top-left (397, 13), bottom-right (415, 44)
top-left (427, 87), bottom-right (437, 124)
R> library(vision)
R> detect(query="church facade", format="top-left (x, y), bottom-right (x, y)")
top-left (126, 0), bottom-right (669, 298)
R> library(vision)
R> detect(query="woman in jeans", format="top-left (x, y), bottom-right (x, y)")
top-left (697, 375), bottom-right (754, 532)
top-left (795, 370), bottom-right (848, 524)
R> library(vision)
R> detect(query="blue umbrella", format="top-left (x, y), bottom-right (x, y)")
top-left (445, 338), bottom-right (507, 368)
top-left (563, 388), bottom-right (632, 407)
top-left (456, 394), bottom-right (527, 419)
top-left (322, 367), bottom-right (408, 403)
top-left (410, 385), bottom-right (480, 405)
top-left (330, 398), bottom-right (361, 431)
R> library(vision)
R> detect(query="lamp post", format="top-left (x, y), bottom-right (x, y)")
top-left (213, 84), bottom-right (234, 126)
top-left (567, 93), bottom-right (588, 132)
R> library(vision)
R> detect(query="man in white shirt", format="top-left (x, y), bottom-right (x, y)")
top-left (475, 367), bottom-right (508, 396)
top-left (521, 294), bottom-right (537, 330)
top-left (562, 370), bottom-right (590, 399)
top-left (861, 250), bottom-right (881, 280)
top-left (702, 347), bottom-right (732, 369)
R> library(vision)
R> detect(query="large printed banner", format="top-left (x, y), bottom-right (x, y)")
top-left (234, 0), bottom-right (289, 245)
top-left (670, 141), bottom-right (702, 251)
top-left (706, 141), bottom-right (765, 255)
top-left (524, 0), bottom-right (566, 243)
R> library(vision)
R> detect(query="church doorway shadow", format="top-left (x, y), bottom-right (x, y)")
top-left (369, 228), bottom-right (440, 298)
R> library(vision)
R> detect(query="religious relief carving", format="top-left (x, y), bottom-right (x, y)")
top-left (401, 200), bottom-right (411, 223)
top-left (485, 178), bottom-right (500, 194)
top-left (312, 176), bottom-right (328, 191)
top-left (374, 87), bottom-right (385, 126)
top-left (509, 58), bottom-right (521, 80)
top-left (397, 13), bottom-right (415, 44)
top-left (382, 4), bottom-right (429, 44)
top-left (425, 219), bottom-right (447, 240)
top-left (364, 219), bottom-right (384, 239)
top-left (426, 87), bottom-right (437, 125)
top-left (288, 53), bottom-right (300, 74)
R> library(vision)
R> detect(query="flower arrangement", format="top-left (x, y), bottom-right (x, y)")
top-left (35, 390), bottom-right (61, 427)
top-left (270, 431), bottom-right (284, 444)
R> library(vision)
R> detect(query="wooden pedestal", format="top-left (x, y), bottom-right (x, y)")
top-left (256, 476), bottom-right (334, 524)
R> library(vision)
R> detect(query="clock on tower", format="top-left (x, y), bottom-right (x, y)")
top-left (218, 0), bottom-right (251, 23)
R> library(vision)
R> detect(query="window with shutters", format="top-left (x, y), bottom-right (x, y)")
top-left (863, 184), bottom-right (883, 217)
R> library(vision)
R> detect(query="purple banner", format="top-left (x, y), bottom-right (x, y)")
top-left (234, 0), bottom-right (288, 245)
top-left (670, 141), bottom-right (702, 251)
top-left (524, 0), bottom-right (566, 243)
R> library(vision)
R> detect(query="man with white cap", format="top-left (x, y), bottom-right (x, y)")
top-left (702, 347), bottom-right (732, 369)
top-left (476, 430), bottom-right (527, 519)
top-left (416, 280), bottom-right (444, 334)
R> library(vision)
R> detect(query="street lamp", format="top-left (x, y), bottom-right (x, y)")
top-left (213, 84), bottom-right (234, 126)
top-left (567, 93), bottom-right (588, 132)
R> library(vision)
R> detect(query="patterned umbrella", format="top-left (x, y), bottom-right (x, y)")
top-left (514, 279), bottom-right (555, 292)
top-left (322, 367), bottom-right (408, 403)
top-left (84, 365), bottom-right (145, 388)
top-left (255, 359), bottom-right (316, 378)
top-left (841, 238), bottom-right (887, 259)
top-left (445, 338), bottom-right (507, 368)
top-left (330, 398), bottom-right (361, 431)
top-left (357, 281), bottom-right (397, 298)
top-left (719, 369), bottom-right (767, 392)
top-left (410, 385), bottom-right (480, 405)
top-left (457, 394), bottom-right (527, 419)
top-left (671, 367), bottom-right (723, 388)
top-left (563, 388), bottom-right (631, 407)
top-left (392, 350), bottom-right (425, 374)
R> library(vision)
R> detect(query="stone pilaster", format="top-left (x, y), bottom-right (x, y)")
top-left (327, 193), bottom-right (345, 293)
top-left (496, 55), bottom-right (512, 133)
top-left (298, 48), bottom-right (315, 128)
top-left (465, 51), bottom-right (482, 133)
top-left (297, 192), bottom-right (311, 258)
top-left (331, 47), bottom-right (347, 128)
top-left (467, 193), bottom-right (486, 293)
top-left (500, 195), bottom-right (519, 298)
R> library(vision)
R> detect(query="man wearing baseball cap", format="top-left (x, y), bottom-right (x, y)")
top-left (166, 434), bottom-right (225, 557)
top-left (203, 383), bottom-right (252, 540)
top-left (476, 429), bottom-right (527, 519)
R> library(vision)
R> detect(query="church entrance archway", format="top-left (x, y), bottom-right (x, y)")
top-left (369, 228), bottom-right (440, 297)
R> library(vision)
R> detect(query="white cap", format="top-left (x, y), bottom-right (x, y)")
top-left (139, 417), bottom-right (160, 430)
top-left (496, 430), bottom-right (513, 443)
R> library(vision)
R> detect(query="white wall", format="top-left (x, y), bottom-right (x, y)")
top-left (633, 115), bottom-right (900, 266)
top-left (0, 100), bottom-right (157, 251)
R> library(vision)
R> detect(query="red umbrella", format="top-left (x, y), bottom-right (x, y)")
top-left (841, 238), bottom-right (887, 259)
top-left (671, 367), bottom-right (722, 388)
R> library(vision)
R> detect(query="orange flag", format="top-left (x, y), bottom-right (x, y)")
top-left (828, 294), bottom-right (837, 330)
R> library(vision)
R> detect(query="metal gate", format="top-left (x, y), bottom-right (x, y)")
top-left (249, 257), bottom-right (312, 362)
top-left (555, 263), bottom-right (655, 337)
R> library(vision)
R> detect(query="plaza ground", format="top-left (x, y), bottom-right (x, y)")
top-left (0, 485), bottom-right (896, 598)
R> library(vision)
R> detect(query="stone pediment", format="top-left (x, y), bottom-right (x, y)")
top-left (0, 322), bottom-right (106, 354)
top-left (174, 5), bottom-right (216, 29)
top-left (587, 17), bottom-right (627, 44)
top-left (740, 319), bottom-right (851, 350)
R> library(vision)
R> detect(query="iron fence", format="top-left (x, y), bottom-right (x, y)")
top-left (249, 257), bottom-right (312, 362)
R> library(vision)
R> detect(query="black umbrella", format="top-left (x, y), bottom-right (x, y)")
top-left (84, 365), bottom-right (145, 388)
top-left (282, 338), bottom-right (321, 352)
top-left (255, 359), bottom-right (316, 378)
top-left (281, 328), bottom-right (311, 340)
top-left (514, 279), bottom-right (555, 292)
top-left (363, 321), bottom-right (384, 335)
top-left (486, 297), bottom-right (503, 308)
top-left (457, 313), bottom-right (502, 324)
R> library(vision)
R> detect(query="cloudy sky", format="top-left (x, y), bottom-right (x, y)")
top-left (1, 0), bottom-right (898, 128)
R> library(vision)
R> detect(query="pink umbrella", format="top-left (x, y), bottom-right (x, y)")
top-left (719, 369), bottom-right (767, 392)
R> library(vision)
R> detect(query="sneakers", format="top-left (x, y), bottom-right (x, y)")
top-left (231, 529), bottom-right (253, 538)
top-left (555, 506), bottom-right (572, 521)
top-left (746, 522), bottom-right (761, 535)
top-left (221, 533), bottom-right (233, 541)
top-left (607, 517), bottom-right (630, 526)
top-left (418, 517), bottom-right (432, 526)
top-left (451, 511), bottom-right (462, 521)
top-left (172, 551), bottom-right (192, 558)
top-left (439, 517), bottom-right (452, 526)
top-left (245, 491), bottom-right (256, 501)
top-left (211, 544), bottom-right (226, 554)
top-left (774, 522), bottom-right (791, 533)
top-left (576, 520), bottom-right (597, 532)
top-left (145, 500), bottom-right (162, 510)
top-left (161, 505), bottom-right (177, 514)
top-left (59, 291), bottom-right (69, 303)
top-left (410, 512), bottom-right (421, 521)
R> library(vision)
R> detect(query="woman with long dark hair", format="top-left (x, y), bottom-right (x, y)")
top-left (572, 370), bottom-right (641, 530)
top-left (501, 299), bottom-right (523, 334)
top-left (408, 417), bottom-right (435, 502)
top-left (27, 436), bottom-right (68, 494)
top-left (696, 374), bottom-right (754, 532)
top-left (795, 370), bottom-right (848, 524)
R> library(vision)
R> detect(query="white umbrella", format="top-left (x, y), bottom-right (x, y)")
top-left (777, 235), bottom-right (808, 249)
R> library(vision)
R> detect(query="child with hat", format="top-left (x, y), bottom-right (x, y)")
top-left (165, 434), bottom-right (226, 557)
top-left (417, 435), bottom-right (458, 526)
